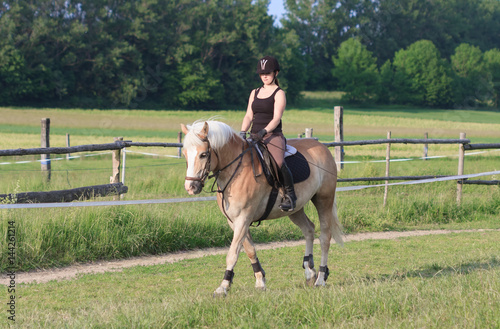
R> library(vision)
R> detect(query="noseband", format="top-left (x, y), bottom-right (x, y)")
top-left (185, 137), bottom-right (214, 188)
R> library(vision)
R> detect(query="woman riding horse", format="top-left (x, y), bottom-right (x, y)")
top-left (182, 119), bottom-right (343, 297)
top-left (240, 56), bottom-right (297, 212)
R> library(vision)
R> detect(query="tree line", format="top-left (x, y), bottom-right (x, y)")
top-left (0, 0), bottom-right (499, 109)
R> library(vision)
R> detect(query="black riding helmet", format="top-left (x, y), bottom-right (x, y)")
top-left (256, 56), bottom-right (280, 74)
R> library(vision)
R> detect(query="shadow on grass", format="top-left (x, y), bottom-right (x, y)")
top-left (403, 257), bottom-right (500, 279)
top-left (354, 257), bottom-right (500, 285)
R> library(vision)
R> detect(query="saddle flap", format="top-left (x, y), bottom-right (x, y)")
top-left (253, 142), bottom-right (279, 187)
top-left (253, 142), bottom-right (310, 186)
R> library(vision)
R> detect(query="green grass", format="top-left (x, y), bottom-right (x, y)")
top-left (1, 95), bottom-right (500, 272)
top-left (3, 231), bottom-right (499, 328)
top-left (1, 152), bottom-right (499, 272)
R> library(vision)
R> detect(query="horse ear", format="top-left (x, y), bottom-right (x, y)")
top-left (181, 124), bottom-right (189, 135)
top-left (197, 122), bottom-right (209, 140)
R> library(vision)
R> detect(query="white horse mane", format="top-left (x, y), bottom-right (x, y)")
top-left (183, 120), bottom-right (236, 151)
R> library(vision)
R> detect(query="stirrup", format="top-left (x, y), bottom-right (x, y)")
top-left (279, 194), bottom-right (295, 212)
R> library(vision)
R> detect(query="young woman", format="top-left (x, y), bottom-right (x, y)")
top-left (240, 56), bottom-right (296, 212)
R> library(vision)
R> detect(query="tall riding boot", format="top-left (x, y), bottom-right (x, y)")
top-left (279, 163), bottom-right (297, 212)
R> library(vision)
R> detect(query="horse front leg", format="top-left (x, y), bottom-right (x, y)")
top-left (213, 219), bottom-right (250, 297)
top-left (242, 231), bottom-right (266, 290)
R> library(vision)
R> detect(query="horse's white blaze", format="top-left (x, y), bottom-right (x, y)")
top-left (184, 148), bottom-right (198, 193)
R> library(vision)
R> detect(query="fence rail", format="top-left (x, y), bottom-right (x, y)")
top-left (464, 143), bottom-right (500, 150)
top-left (0, 183), bottom-right (128, 204)
top-left (459, 180), bottom-right (500, 185)
top-left (0, 142), bottom-right (182, 157)
top-left (323, 138), bottom-right (471, 147)
top-left (1, 139), bottom-right (479, 157)
top-left (1, 115), bottom-right (499, 206)
top-left (338, 175), bottom-right (449, 183)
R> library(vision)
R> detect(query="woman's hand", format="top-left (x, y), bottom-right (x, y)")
top-left (253, 129), bottom-right (267, 142)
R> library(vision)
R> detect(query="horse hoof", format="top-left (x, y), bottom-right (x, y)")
top-left (306, 275), bottom-right (317, 287)
top-left (213, 287), bottom-right (227, 298)
top-left (255, 279), bottom-right (266, 291)
top-left (305, 268), bottom-right (317, 286)
top-left (314, 278), bottom-right (327, 287)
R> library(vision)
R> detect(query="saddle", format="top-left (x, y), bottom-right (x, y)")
top-left (251, 141), bottom-right (311, 225)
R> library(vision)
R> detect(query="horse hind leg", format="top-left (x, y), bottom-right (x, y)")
top-left (312, 195), bottom-right (343, 286)
top-left (289, 209), bottom-right (317, 286)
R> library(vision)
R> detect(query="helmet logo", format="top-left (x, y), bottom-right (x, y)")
top-left (260, 59), bottom-right (268, 71)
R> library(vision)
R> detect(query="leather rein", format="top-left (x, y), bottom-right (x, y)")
top-left (184, 135), bottom-right (276, 225)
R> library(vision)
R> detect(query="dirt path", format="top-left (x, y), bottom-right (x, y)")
top-left (4, 229), bottom-right (499, 285)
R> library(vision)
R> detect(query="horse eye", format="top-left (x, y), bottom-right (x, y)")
top-left (200, 152), bottom-right (208, 159)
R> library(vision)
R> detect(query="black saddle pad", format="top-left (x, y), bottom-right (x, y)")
top-left (285, 151), bottom-right (310, 184)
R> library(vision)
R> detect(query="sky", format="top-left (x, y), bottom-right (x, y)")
top-left (268, 0), bottom-right (286, 25)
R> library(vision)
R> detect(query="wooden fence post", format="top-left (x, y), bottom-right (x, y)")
top-left (178, 131), bottom-right (183, 158)
top-left (41, 118), bottom-right (51, 181)
top-left (121, 144), bottom-right (127, 185)
top-left (334, 106), bottom-right (344, 172)
top-left (457, 132), bottom-right (466, 204)
top-left (111, 137), bottom-right (123, 201)
top-left (305, 128), bottom-right (313, 138)
top-left (383, 131), bottom-right (391, 207)
top-left (66, 133), bottom-right (71, 160)
top-left (423, 132), bottom-right (428, 160)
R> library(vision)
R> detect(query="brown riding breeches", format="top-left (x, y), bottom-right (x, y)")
top-left (263, 132), bottom-right (286, 168)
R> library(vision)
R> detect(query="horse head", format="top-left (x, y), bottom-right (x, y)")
top-left (181, 122), bottom-right (215, 195)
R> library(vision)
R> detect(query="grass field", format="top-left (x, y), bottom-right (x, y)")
top-left (1, 93), bottom-right (499, 327)
top-left (3, 231), bottom-right (500, 328)
top-left (1, 94), bottom-right (500, 272)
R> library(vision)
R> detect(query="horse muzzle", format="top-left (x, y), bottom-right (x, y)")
top-left (185, 177), bottom-right (204, 195)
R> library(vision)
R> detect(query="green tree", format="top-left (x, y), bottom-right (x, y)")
top-left (360, 0), bottom-right (500, 65)
top-left (332, 38), bottom-right (379, 103)
top-left (484, 49), bottom-right (500, 108)
top-left (451, 44), bottom-right (490, 108)
top-left (284, 0), bottom-right (373, 90)
top-left (283, 0), bottom-right (326, 90)
top-left (392, 40), bottom-right (455, 107)
top-left (378, 59), bottom-right (394, 104)
top-left (266, 29), bottom-right (306, 105)
top-left (142, 0), bottom-right (276, 108)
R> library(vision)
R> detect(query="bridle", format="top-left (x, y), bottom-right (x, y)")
top-left (184, 135), bottom-right (252, 191)
top-left (184, 136), bottom-right (216, 189)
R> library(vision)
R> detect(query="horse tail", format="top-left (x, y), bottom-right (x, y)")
top-left (331, 195), bottom-right (344, 247)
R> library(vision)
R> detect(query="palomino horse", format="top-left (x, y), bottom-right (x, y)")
top-left (181, 120), bottom-right (343, 296)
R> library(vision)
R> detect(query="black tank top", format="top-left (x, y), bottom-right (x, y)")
top-left (251, 87), bottom-right (282, 134)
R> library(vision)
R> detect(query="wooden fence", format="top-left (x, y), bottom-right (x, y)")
top-left (1, 115), bottom-right (499, 205)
